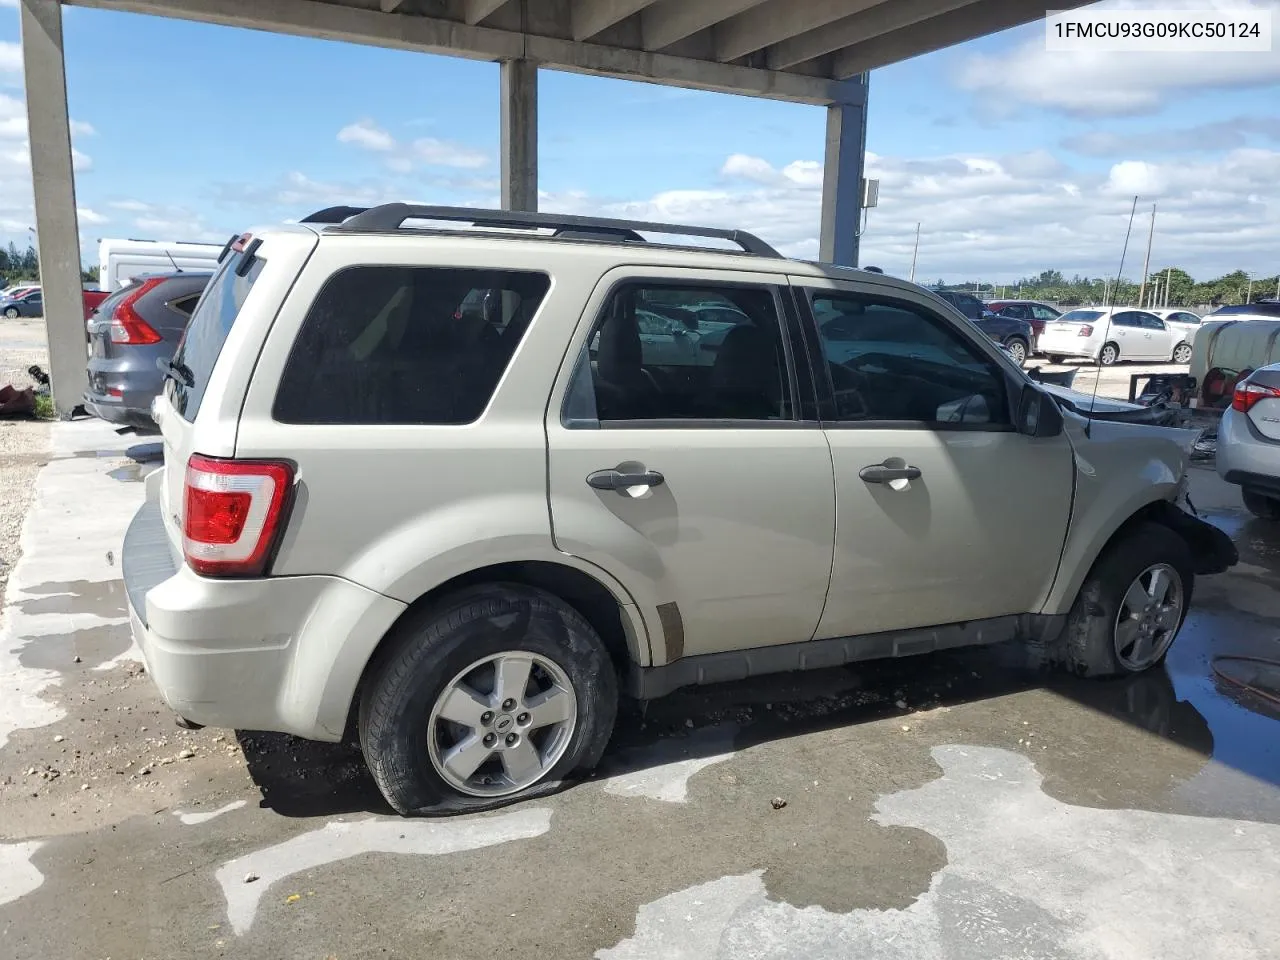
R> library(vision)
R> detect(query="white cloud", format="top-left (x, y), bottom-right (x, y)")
top-left (69, 119), bottom-right (95, 137)
top-left (0, 41), bottom-right (20, 75)
top-left (76, 207), bottom-right (106, 224)
top-left (957, 0), bottom-right (1280, 117)
top-left (337, 118), bottom-right (394, 152)
top-left (720, 153), bottom-right (776, 183)
top-left (109, 199), bottom-right (152, 212)
top-left (337, 117), bottom-right (490, 171)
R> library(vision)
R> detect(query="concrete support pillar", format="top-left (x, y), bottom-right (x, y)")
top-left (20, 0), bottom-right (85, 418)
top-left (819, 75), bottom-right (869, 268)
top-left (500, 59), bottom-right (538, 212)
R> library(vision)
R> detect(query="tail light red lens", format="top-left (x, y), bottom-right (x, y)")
top-left (1232, 381), bottom-right (1280, 413)
top-left (183, 455), bottom-right (294, 577)
top-left (1078, 324), bottom-right (1094, 337)
top-left (109, 277), bottom-right (165, 345)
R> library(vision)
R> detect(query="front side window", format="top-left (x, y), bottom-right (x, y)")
top-left (565, 282), bottom-right (792, 425)
top-left (1176, 312), bottom-right (1201, 325)
top-left (1112, 311), bottom-right (1142, 327)
top-left (1032, 305), bottom-right (1060, 321)
top-left (274, 266), bottom-right (549, 425)
top-left (809, 292), bottom-right (1010, 427)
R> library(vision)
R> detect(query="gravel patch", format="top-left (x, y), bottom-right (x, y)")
top-left (1, 319), bottom-right (52, 600)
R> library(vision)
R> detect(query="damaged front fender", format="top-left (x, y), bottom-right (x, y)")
top-left (1149, 500), bottom-right (1239, 575)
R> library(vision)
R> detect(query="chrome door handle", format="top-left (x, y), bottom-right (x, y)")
top-left (587, 468), bottom-right (665, 492)
top-left (859, 462), bottom-right (922, 483)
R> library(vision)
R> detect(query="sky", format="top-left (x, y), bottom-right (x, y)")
top-left (1, 0), bottom-right (1278, 284)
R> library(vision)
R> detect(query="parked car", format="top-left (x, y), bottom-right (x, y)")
top-left (83, 287), bottom-right (111, 320)
top-left (1, 287), bottom-right (43, 318)
top-left (1208, 300), bottom-right (1280, 320)
top-left (82, 271), bottom-right (211, 431)
top-left (986, 300), bottom-right (1061, 353)
top-left (1036, 307), bottom-right (1193, 366)
top-left (1216, 362), bottom-right (1280, 520)
top-left (1, 283), bottom-right (39, 300)
top-left (1146, 309), bottom-right (1202, 363)
top-left (932, 290), bottom-right (1032, 365)
top-left (121, 204), bottom-right (1234, 815)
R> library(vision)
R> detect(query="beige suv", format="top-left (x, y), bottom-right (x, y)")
top-left (121, 204), bottom-right (1236, 815)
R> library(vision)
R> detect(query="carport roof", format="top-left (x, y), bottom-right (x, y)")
top-left (68, 0), bottom-right (1088, 104)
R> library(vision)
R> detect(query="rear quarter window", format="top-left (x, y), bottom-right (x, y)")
top-left (167, 252), bottom-right (265, 421)
top-left (272, 265), bottom-right (551, 425)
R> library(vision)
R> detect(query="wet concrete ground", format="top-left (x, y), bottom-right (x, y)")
top-left (1, 420), bottom-right (1277, 959)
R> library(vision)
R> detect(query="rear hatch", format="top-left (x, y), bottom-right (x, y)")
top-left (1040, 309), bottom-right (1103, 351)
top-left (86, 285), bottom-right (135, 360)
top-left (1239, 367), bottom-right (1280, 443)
top-left (151, 230), bottom-right (317, 555)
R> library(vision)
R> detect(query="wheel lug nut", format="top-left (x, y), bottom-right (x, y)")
top-left (502, 698), bottom-right (516, 711)
top-left (517, 712), bottom-right (530, 725)
top-left (480, 711), bottom-right (494, 725)
top-left (483, 733), bottom-right (496, 747)
top-left (505, 733), bottom-right (518, 746)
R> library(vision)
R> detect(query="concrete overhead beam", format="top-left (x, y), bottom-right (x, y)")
top-left (832, 0), bottom-right (1093, 76)
top-left (378, 0), bottom-right (404, 13)
top-left (640, 0), bottom-right (768, 52)
top-left (571, 0), bottom-right (660, 40)
top-left (464, 0), bottom-right (508, 24)
top-left (769, 0), bottom-right (980, 69)
top-left (69, 0), bottom-right (846, 104)
top-left (715, 0), bottom-right (877, 62)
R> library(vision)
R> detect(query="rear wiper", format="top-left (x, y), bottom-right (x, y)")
top-left (156, 355), bottom-right (194, 388)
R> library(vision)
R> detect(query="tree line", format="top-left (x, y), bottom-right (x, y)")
top-left (0, 243), bottom-right (99, 284)
top-left (936, 267), bottom-right (1280, 308)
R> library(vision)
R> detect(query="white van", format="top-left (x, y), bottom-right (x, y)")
top-left (98, 238), bottom-right (224, 292)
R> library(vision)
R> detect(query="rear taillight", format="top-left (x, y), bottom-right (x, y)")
top-left (109, 277), bottom-right (166, 345)
top-left (1232, 381), bottom-right (1280, 413)
top-left (1078, 324), bottom-right (1093, 337)
top-left (183, 454), bottom-right (294, 577)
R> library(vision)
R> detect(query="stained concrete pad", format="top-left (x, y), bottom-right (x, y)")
top-left (1, 420), bottom-right (1277, 959)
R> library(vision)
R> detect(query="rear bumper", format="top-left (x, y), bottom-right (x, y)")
top-left (85, 358), bottom-right (162, 429)
top-left (1037, 341), bottom-right (1096, 360)
top-left (1216, 407), bottom-right (1280, 494)
top-left (83, 392), bottom-right (156, 430)
top-left (122, 499), bottom-right (407, 741)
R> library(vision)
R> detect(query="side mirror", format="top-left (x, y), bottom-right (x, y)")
top-left (1017, 384), bottom-right (1064, 438)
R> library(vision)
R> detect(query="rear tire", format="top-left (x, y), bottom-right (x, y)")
top-left (3, 307), bottom-right (18, 319)
top-left (1099, 343), bottom-right (1119, 366)
top-left (1171, 342), bottom-right (1192, 364)
top-left (1048, 354), bottom-right (1066, 364)
top-left (359, 584), bottom-right (618, 815)
top-left (1053, 523), bottom-right (1192, 678)
top-left (1004, 337), bottom-right (1028, 366)
top-left (1243, 488), bottom-right (1280, 520)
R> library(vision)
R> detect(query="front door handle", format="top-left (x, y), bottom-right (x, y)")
top-left (587, 468), bottom-right (666, 493)
top-left (859, 462), bottom-right (922, 484)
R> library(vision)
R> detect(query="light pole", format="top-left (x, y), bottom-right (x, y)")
top-left (908, 222), bottom-right (920, 283)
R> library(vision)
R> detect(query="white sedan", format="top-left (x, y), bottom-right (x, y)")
top-left (1037, 307), bottom-right (1195, 366)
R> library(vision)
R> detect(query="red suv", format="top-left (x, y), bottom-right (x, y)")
top-left (986, 300), bottom-right (1061, 353)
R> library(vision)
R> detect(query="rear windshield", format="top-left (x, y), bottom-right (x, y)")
top-left (1059, 310), bottom-right (1103, 322)
top-left (166, 251), bottom-right (265, 421)
top-left (1211, 303), bottom-right (1280, 317)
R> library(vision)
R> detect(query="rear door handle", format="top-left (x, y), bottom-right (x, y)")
top-left (859, 462), bottom-right (922, 484)
top-left (587, 468), bottom-right (665, 493)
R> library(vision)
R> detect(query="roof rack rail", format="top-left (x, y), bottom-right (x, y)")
top-left (324, 203), bottom-right (781, 258)
top-left (300, 205), bottom-right (370, 224)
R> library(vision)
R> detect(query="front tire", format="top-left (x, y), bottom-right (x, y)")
top-left (1048, 354), bottom-right (1066, 364)
top-left (1243, 488), bottom-right (1280, 520)
top-left (359, 584), bottom-right (618, 815)
top-left (3, 307), bottom-right (18, 319)
top-left (1171, 342), bottom-right (1192, 364)
top-left (1056, 523), bottom-right (1192, 677)
top-left (1099, 342), bottom-right (1119, 366)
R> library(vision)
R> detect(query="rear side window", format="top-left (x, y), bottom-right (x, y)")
top-left (168, 252), bottom-right (264, 420)
top-left (273, 266), bottom-right (550, 425)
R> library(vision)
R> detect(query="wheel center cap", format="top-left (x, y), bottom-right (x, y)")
top-left (494, 714), bottom-right (515, 734)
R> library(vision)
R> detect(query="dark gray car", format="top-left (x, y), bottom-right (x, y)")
top-left (84, 271), bottom-right (211, 431)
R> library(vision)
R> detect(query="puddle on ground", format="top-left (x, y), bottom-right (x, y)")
top-left (15, 623), bottom-right (133, 673)
top-left (14, 580), bottom-right (127, 620)
top-left (107, 463), bottom-right (145, 483)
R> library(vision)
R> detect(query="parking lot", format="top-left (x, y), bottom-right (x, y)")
top-left (1, 337), bottom-right (1278, 958)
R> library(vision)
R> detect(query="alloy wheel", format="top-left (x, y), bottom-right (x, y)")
top-left (1113, 563), bottom-right (1183, 670)
top-left (426, 651), bottom-right (577, 798)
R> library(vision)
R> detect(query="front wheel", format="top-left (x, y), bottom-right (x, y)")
top-left (1099, 343), bottom-right (1119, 366)
top-left (2, 307), bottom-right (18, 319)
top-left (1056, 522), bottom-right (1192, 677)
top-left (1243, 488), bottom-right (1280, 520)
top-left (359, 584), bottom-right (618, 815)
top-left (1004, 337), bottom-right (1028, 366)
top-left (1171, 342), bottom-right (1192, 364)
